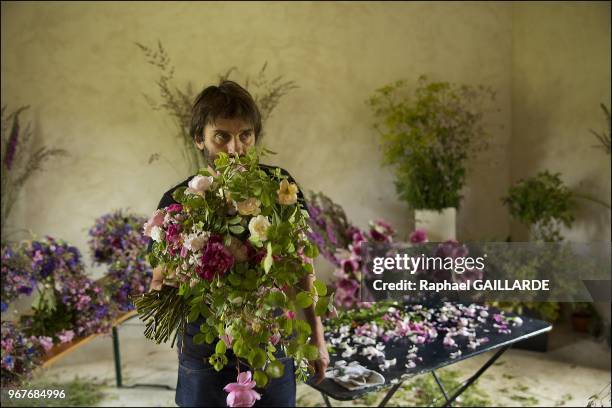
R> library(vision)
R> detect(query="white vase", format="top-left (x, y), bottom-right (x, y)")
top-left (414, 208), bottom-right (456, 242)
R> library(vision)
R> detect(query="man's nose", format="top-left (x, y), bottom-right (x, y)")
top-left (226, 137), bottom-right (237, 154)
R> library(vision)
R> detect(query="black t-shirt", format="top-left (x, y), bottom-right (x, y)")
top-left (146, 164), bottom-right (306, 254)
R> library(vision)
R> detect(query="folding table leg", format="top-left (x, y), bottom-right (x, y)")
top-left (431, 370), bottom-right (450, 402)
top-left (321, 392), bottom-right (333, 407)
top-left (443, 345), bottom-right (511, 407)
top-left (378, 381), bottom-right (404, 407)
top-left (112, 326), bottom-right (122, 388)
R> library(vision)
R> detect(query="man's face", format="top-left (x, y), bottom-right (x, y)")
top-left (195, 117), bottom-right (256, 161)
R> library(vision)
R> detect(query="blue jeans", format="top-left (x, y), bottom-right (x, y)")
top-left (175, 318), bottom-right (297, 407)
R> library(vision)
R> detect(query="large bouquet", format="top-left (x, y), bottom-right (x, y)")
top-left (135, 148), bottom-right (333, 391)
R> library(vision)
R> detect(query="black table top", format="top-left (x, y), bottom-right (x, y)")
top-left (307, 305), bottom-right (552, 401)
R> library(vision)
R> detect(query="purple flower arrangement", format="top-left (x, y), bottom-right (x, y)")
top-left (1, 244), bottom-right (36, 313)
top-left (1, 321), bottom-right (47, 387)
top-left (22, 237), bottom-right (118, 339)
top-left (88, 210), bottom-right (153, 311)
top-left (88, 210), bottom-right (150, 265)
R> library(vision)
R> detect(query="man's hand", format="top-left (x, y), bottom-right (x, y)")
top-left (311, 339), bottom-right (330, 384)
top-left (149, 265), bottom-right (178, 291)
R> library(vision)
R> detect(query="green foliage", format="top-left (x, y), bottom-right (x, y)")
top-left (367, 75), bottom-right (497, 210)
top-left (503, 171), bottom-right (575, 242)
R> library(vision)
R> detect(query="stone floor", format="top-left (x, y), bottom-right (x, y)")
top-left (31, 317), bottom-right (611, 407)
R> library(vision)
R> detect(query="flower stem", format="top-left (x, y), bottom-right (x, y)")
top-left (573, 193), bottom-right (612, 209)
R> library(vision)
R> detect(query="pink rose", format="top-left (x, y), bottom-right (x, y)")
top-left (284, 310), bottom-right (296, 320)
top-left (186, 175), bottom-right (214, 196)
top-left (224, 371), bottom-right (261, 407)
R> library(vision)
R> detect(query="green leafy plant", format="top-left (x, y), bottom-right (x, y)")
top-left (503, 171), bottom-right (575, 242)
top-left (367, 75), bottom-right (497, 210)
top-left (136, 40), bottom-right (298, 175)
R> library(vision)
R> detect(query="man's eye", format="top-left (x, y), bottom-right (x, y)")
top-left (240, 132), bottom-right (253, 142)
top-left (215, 133), bottom-right (228, 142)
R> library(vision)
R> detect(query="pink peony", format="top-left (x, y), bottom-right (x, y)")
top-left (224, 371), bottom-right (261, 407)
top-left (143, 210), bottom-right (165, 237)
top-left (196, 235), bottom-right (234, 281)
top-left (409, 228), bottom-right (428, 243)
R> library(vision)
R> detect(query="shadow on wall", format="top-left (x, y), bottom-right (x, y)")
top-left (571, 167), bottom-right (612, 242)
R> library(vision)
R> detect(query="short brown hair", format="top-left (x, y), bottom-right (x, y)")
top-left (190, 80), bottom-right (262, 144)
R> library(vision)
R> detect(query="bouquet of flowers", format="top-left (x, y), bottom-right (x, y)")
top-left (135, 148), bottom-right (333, 391)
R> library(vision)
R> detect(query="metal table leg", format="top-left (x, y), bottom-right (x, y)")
top-left (112, 326), bottom-right (122, 388)
top-left (111, 318), bottom-right (176, 391)
top-left (433, 345), bottom-right (511, 407)
top-left (378, 381), bottom-right (404, 407)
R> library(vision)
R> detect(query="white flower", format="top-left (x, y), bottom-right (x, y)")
top-left (150, 226), bottom-right (165, 242)
top-left (186, 175), bottom-right (214, 196)
top-left (360, 346), bottom-right (385, 360)
top-left (341, 345), bottom-right (357, 358)
top-left (236, 197), bottom-right (261, 216)
top-left (248, 215), bottom-right (271, 241)
top-left (184, 232), bottom-right (209, 251)
top-left (379, 358), bottom-right (397, 371)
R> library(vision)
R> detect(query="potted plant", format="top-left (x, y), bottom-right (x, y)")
top-left (503, 171), bottom-right (576, 242)
top-left (570, 302), bottom-right (600, 334)
top-left (367, 75), bottom-right (497, 241)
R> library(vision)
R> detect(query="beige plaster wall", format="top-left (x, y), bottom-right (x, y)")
top-left (1, 1), bottom-right (515, 283)
top-left (511, 1), bottom-right (611, 243)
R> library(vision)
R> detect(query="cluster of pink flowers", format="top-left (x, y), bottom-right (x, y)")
top-left (332, 222), bottom-right (430, 309)
top-left (144, 202), bottom-right (270, 287)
